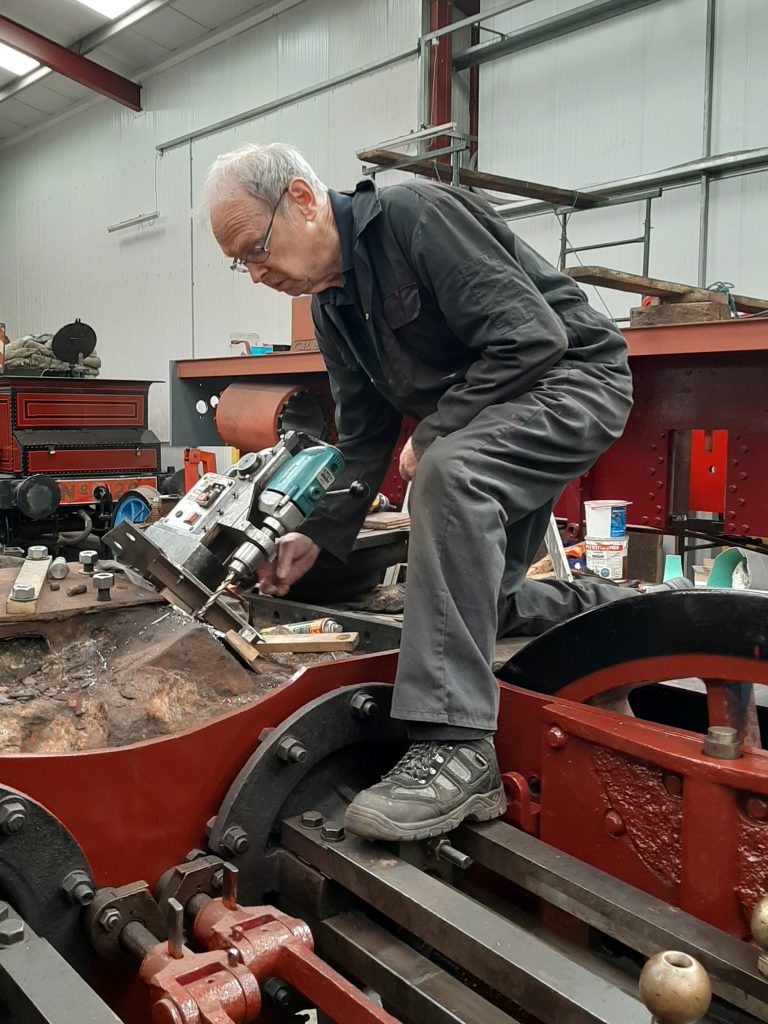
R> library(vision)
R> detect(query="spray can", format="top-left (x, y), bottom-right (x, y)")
top-left (262, 618), bottom-right (343, 635)
top-left (369, 493), bottom-right (393, 513)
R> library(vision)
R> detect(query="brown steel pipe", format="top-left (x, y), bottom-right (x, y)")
top-left (215, 382), bottom-right (328, 453)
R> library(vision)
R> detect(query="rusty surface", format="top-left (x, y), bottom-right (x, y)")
top-left (0, 605), bottom-right (280, 753)
top-left (0, 651), bottom-right (398, 887)
top-left (593, 746), bottom-right (683, 885)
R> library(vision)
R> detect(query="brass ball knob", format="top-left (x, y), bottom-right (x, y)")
top-left (639, 951), bottom-right (712, 1024)
top-left (751, 897), bottom-right (768, 951)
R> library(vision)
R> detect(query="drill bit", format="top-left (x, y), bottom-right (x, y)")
top-left (194, 573), bottom-right (236, 622)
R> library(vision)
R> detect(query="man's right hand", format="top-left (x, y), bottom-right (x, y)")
top-left (256, 533), bottom-right (321, 597)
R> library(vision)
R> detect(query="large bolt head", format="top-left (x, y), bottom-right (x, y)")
top-left (639, 951), bottom-right (712, 1024)
top-left (10, 583), bottom-right (35, 603)
top-left (0, 918), bottom-right (25, 947)
top-left (0, 800), bottom-right (28, 835)
top-left (321, 821), bottom-right (345, 843)
top-left (301, 810), bottom-right (324, 829)
top-left (93, 572), bottom-right (114, 590)
top-left (79, 550), bottom-right (99, 572)
top-left (27, 545), bottom-right (48, 561)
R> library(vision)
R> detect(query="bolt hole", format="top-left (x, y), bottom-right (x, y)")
top-left (125, 531), bottom-right (136, 542)
top-left (663, 952), bottom-right (694, 969)
top-left (708, 465), bottom-right (717, 474)
top-left (196, 400), bottom-right (209, 415)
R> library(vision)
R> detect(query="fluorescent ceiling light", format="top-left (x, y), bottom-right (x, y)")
top-left (73, 0), bottom-right (145, 18)
top-left (0, 42), bottom-right (39, 76)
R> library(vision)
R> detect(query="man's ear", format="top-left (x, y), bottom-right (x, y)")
top-left (286, 177), bottom-right (318, 221)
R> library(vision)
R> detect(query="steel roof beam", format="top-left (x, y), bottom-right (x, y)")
top-left (453, 0), bottom-right (663, 71)
top-left (0, 13), bottom-right (141, 110)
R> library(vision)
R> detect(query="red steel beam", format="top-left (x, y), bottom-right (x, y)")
top-left (429, 0), bottom-right (453, 151)
top-left (0, 14), bottom-right (141, 110)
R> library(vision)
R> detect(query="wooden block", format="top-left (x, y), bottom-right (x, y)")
top-left (224, 629), bottom-right (261, 666)
top-left (5, 556), bottom-right (52, 615)
top-left (363, 512), bottom-right (411, 530)
top-left (254, 631), bottom-right (359, 653)
top-left (629, 301), bottom-right (732, 328)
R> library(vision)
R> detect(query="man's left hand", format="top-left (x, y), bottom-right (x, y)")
top-left (399, 437), bottom-right (419, 482)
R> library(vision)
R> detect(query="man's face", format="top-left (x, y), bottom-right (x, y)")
top-left (211, 182), bottom-right (338, 296)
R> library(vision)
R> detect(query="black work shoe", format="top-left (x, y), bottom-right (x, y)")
top-left (344, 738), bottom-right (507, 842)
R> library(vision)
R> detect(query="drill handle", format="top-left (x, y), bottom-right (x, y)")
top-left (326, 480), bottom-right (370, 499)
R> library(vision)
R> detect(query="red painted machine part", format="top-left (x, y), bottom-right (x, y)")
top-left (2, 649), bottom-right (768, 944)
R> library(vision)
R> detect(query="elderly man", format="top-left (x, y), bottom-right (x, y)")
top-left (203, 142), bottom-right (637, 842)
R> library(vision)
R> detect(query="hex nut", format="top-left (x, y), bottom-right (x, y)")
top-left (221, 826), bottom-right (249, 856)
top-left (276, 736), bottom-right (308, 764)
top-left (263, 978), bottom-right (291, 1007)
top-left (0, 918), bottom-right (25, 947)
top-left (300, 810), bottom-right (324, 829)
top-left (98, 908), bottom-right (121, 932)
top-left (27, 545), bottom-right (48, 561)
top-left (321, 821), bottom-right (345, 843)
top-left (0, 799), bottom-right (28, 835)
top-left (61, 870), bottom-right (95, 907)
top-left (79, 550), bottom-right (99, 574)
top-left (10, 583), bottom-right (35, 603)
top-left (350, 692), bottom-right (379, 719)
top-left (94, 572), bottom-right (115, 601)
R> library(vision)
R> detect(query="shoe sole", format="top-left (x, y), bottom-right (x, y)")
top-left (344, 786), bottom-right (508, 842)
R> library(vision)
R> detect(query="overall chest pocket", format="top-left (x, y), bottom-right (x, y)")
top-left (383, 283), bottom-right (421, 330)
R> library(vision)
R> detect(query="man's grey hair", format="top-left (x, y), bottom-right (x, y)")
top-left (201, 142), bottom-right (326, 216)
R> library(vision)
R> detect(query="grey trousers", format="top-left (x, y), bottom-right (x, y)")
top-left (391, 366), bottom-right (634, 733)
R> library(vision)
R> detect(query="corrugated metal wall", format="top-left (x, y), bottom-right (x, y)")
top-left (0, 0), bottom-right (419, 445)
top-left (1, 0), bottom-right (765, 439)
top-left (478, 0), bottom-right (768, 318)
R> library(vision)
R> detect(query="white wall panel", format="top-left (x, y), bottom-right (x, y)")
top-left (0, 0), bottom-right (421, 445)
top-left (711, 0), bottom-right (768, 153)
top-left (481, 0), bottom-right (767, 320)
top-left (479, 0), bottom-right (706, 186)
top-left (707, 171), bottom-right (768, 299)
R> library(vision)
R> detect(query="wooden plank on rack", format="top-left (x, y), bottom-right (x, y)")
top-left (567, 266), bottom-right (768, 313)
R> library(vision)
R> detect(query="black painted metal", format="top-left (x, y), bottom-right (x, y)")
top-left (457, 821), bottom-right (768, 1022)
top-left (0, 787), bottom-right (93, 976)
top-left (0, 904), bottom-right (122, 1024)
top-left (281, 818), bottom-right (649, 1024)
top-left (247, 594), bottom-right (402, 653)
top-left (209, 684), bottom-right (407, 903)
top-left (497, 590), bottom-right (768, 694)
top-left (320, 911), bottom-right (520, 1024)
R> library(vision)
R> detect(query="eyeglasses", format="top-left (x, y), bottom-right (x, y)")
top-left (230, 189), bottom-right (287, 273)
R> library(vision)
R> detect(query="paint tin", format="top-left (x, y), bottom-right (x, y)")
top-left (585, 536), bottom-right (629, 581)
top-left (584, 500), bottom-right (631, 539)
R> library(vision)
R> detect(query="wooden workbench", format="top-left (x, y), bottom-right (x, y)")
top-left (0, 564), bottom-right (162, 638)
